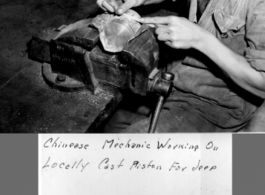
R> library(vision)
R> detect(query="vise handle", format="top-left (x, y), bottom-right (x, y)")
top-left (148, 72), bottom-right (175, 133)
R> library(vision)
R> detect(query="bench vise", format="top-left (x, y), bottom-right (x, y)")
top-left (28, 17), bottom-right (160, 96)
top-left (28, 15), bottom-right (175, 132)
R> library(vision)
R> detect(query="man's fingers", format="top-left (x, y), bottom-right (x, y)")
top-left (141, 16), bottom-right (177, 25)
top-left (157, 33), bottom-right (171, 41)
top-left (102, 0), bottom-right (115, 12)
top-left (106, 0), bottom-right (119, 10)
top-left (117, 1), bottom-right (136, 15)
top-left (165, 41), bottom-right (173, 47)
top-left (97, 0), bottom-right (106, 11)
top-left (156, 26), bottom-right (170, 35)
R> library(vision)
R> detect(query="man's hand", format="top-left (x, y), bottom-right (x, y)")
top-left (97, 0), bottom-right (165, 15)
top-left (141, 16), bottom-right (210, 50)
top-left (142, 17), bottom-right (265, 99)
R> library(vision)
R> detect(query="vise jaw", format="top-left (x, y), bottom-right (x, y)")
top-left (28, 17), bottom-right (160, 96)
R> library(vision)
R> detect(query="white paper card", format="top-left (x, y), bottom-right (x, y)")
top-left (39, 134), bottom-right (232, 195)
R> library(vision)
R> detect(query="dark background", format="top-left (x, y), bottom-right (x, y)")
top-left (0, 0), bottom-right (188, 133)
top-left (0, 0), bottom-right (102, 133)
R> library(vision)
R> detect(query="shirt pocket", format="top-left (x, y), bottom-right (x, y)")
top-left (213, 8), bottom-right (246, 38)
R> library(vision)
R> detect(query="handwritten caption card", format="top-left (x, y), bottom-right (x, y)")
top-left (39, 134), bottom-right (232, 195)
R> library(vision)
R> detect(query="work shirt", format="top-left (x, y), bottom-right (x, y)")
top-left (197, 0), bottom-right (211, 20)
top-left (105, 0), bottom-right (265, 133)
top-left (164, 0), bottom-right (265, 131)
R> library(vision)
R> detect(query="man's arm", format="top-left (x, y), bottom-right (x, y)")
top-left (141, 0), bottom-right (265, 99)
top-left (197, 31), bottom-right (265, 98)
top-left (190, 0), bottom-right (265, 99)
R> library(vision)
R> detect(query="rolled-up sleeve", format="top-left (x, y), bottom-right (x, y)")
top-left (245, 0), bottom-right (265, 72)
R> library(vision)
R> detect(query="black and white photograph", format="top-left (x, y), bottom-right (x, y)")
top-left (1, 0), bottom-right (265, 194)
top-left (1, 0), bottom-right (265, 133)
